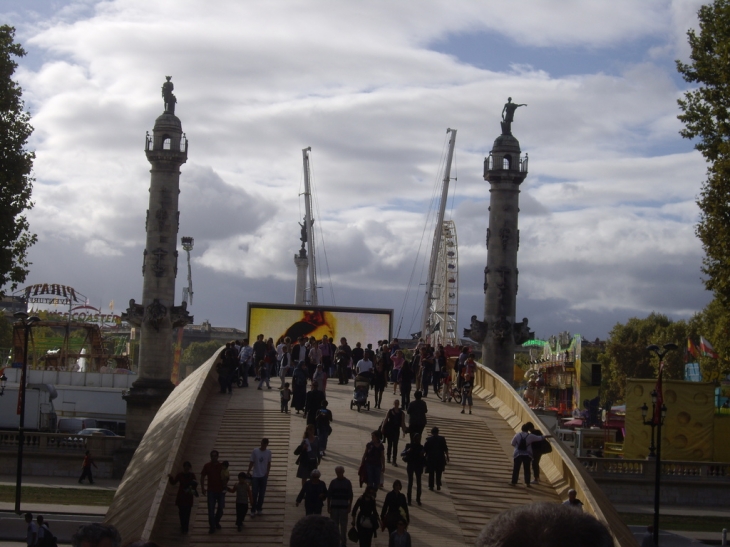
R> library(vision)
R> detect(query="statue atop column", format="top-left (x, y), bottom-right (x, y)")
top-left (162, 76), bottom-right (177, 115)
top-left (501, 97), bottom-right (527, 135)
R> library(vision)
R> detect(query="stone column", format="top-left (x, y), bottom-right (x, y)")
top-left (120, 78), bottom-right (192, 453)
top-left (294, 250), bottom-right (308, 305)
top-left (481, 134), bottom-right (528, 382)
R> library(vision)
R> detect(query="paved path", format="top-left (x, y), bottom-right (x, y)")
top-left (150, 379), bottom-right (562, 547)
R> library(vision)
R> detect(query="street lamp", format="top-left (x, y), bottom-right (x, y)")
top-left (644, 342), bottom-right (677, 547)
top-left (13, 311), bottom-right (40, 514)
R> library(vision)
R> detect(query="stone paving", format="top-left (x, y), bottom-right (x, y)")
top-left (154, 379), bottom-right (562, 547)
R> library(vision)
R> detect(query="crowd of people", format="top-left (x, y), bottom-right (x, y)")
top-left (216, 335), bottom-right (482, 414)
top-left (145, 334), bottom-right (611, 546)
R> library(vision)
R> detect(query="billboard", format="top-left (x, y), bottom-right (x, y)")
top-left (247, 303), bottom-right (393, 345)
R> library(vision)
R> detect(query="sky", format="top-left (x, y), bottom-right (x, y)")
top-left (0, 0), bottom-right (712, 342)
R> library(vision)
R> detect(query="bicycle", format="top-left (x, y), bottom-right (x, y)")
top-left (439, 380), bottom-right (461, 404)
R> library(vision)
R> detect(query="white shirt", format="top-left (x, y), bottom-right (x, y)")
top-left (356, 359), bottom-right (373, 374)
top-left (249, 447), bottom-right (272, 478)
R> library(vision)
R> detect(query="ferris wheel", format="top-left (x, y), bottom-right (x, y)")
top-left (429, 219), bottom-right (459, 347)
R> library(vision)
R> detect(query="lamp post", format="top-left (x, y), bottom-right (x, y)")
top-left (645, 342), bottom-right (677, 547)
top-left (13, 312), bottom-right (40, 514)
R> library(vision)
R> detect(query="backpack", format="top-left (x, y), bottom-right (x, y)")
top-left (517, 433), bottom-right (528, 452)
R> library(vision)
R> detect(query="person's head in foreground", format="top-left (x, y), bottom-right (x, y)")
top-left (475, 502), bottom-right (612, 547)
top-left (290, 515), bottom-right (340, 547)
top-left (71, 523), bottom-right (122, 547)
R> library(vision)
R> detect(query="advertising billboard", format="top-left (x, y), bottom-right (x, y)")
top-left (247, 303), bottom-right (393, 345)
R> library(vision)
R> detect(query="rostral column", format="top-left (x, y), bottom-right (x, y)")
top-left (465, 98), bottom-right (533, 383)
top-left (121, 77), bottom-right (193, 449)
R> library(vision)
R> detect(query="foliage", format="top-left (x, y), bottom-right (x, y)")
top-left (677, 0), bottom-right (730, 305)
top-left (0, 26), bottom-right (36, 294)
top-left (602, 313), bottom-right (687, 403)
top-left (0, 312), bottom-right (11, 348)
top-left (688, 296), bottom-right (730, 381)
top-left (181, 340), bottom-right (222, 370)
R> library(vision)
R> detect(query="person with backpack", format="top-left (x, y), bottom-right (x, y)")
top-left (526, 421), bottom-right (552, 484)
top-left (36, 516), bottom-right (56, 547)
top-left (510, 423), bottom-right (550, 487)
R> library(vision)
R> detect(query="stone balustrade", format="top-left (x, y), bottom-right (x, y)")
top-left (580, 457), bottom-right (730, 480)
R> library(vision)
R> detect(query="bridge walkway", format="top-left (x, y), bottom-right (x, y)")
top-left (152, 380), bottom-right (561, 547)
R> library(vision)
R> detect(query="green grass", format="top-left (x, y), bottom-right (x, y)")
top-left (619, 512), bottom-right (730, 533)
top-left (0, 485), bottom-right (114, 506)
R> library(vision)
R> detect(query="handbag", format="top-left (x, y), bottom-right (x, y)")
top-left (348, 526), bottom-right (359, 542)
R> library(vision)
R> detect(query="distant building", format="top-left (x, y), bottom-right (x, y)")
top-left (181, 320), bottom-right (246, 349)
top-left (0, 295), bottom-right (27, 315)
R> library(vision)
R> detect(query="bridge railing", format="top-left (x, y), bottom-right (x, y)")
top-left (580, 457), bottom-right (730, 480)
top-left (104, 347), bottom-right (223, 543)
top-left (473, 362), bottom-right (638, 547)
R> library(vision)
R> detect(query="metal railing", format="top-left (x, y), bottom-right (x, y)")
top-left (0, 431), bottom-right (124, 456)
top-left (484, 153), bottom-right (529, 173)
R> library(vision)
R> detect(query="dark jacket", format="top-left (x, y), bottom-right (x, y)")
top-left (424, 434), bottom-right (449, 469)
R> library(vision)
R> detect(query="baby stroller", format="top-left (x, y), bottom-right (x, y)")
top-left (350, 373), bottom-right (372, 412)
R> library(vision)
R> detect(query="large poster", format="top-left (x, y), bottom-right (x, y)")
top-left (624, 379), bottom-right (715, 461)
top-left (247, 303), bottom-right (393, 346)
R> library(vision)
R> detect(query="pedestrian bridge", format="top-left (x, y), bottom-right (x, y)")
top-left (105, 350), bottom-right (636, 546)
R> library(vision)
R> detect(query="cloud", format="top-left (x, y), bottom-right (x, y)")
top-left (3, 0), bottom-right (712, 341)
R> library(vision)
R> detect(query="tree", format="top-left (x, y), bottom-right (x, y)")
top-left (181, 340), bottom-right (222, 371)
top-left (601, 313), bottom-right (687, 403)
top-left (688, 296), bottom-right (730, 381)
top-left (677, 1), bottom-right (730, 304)
top-left (0, 26), bottom-right (36, 295)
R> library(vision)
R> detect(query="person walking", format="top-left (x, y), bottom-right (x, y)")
top-left (296, 425), bottom-right (320, 487)
top-left (526, 421), bottom-right (551, 483)
top-left (167, 461), bottom-right (197, 534)
top-left (424, 427), bottom-right (449, 491)
top-left (313, 363), bottom-right (328, 396)
top-left (351, 486), bottom-right (380, 547)
top-left (391, 350), bottom-right (405, 395)
top-left (296, 469), bottom-right (329, 515)
top-left (292, 361), bottom-right (308, 414)
top-left (510, 424), bottom-right (548, 487)
top-left (281, 382), bottom-right (292, 413)
top-left (389, 519), bottom-right (412, 547)
top-left (403, 434), bottom-right (426, 506)
top-left (360, 430), bottom-right (385, 491)
top-left (315, 400), bottom-right (333, 458)
top-left (406, 391), bottom-right (428, 443)
top-left (380, 479), bottom-right (409, 535)
top-left (373, 358), bottom-right (387, 409)
top-left (381, 399), bottom-right (406, 467)
top-left (304, 381), bottom-right (326, 424)
top-left (78, 450), bottom-right (97, 485)
top-left (238, 338), bottom-right (252, 387)
top-left (327, 466), bottom-right (353, 547)
top-left (200, 450), bottom-right (225, 533)
top-left (460, 372), bottom-right (474, 415)
top-left (24, 513), bottom-right (38, 547)
top-left (335, 339), bottom-right (352, 385)
top-left (398, 360), bottom-right (414, 410)
top-left (279, 342), bottom-right (292, 388)
top-left (227, 472), bottom-right (253, 531)
top-left (247, 438), bottom-right (272, 516)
